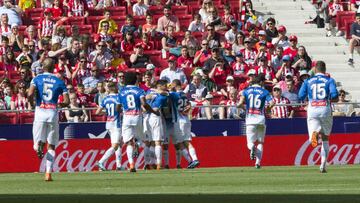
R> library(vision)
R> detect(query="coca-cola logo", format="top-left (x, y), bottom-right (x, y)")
top-left (39, 140), bottom-right (145, 172)
top-left (295, 140), bottom-right (360, 166)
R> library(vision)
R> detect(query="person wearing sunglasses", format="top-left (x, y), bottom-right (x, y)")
top-left (89, 41), bottom-right (113, 70)
top-left (10, 80), bottom-right (31, 111)
top-left (265, 17), bottom-right (278, 42)
top-left (271, 84), bottom-right (293, 119)
top-left (83, 66), bottom-right (105, 94)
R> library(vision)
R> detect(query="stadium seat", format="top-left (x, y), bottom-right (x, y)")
top-left (66, 17), bottom-right (85, 26)
top-left (77, 25), bottom-right (93, 35)
top-left (178, 15), bottom-right (192, 31)
top-left (25, 8), bottom-right (44, 19)
top-left (336, 11), bottom-right (355, 32)
top-left (345, 20), bottom-right (354, 39)
top-left (86, 16), bottom-right (103, 31)
top-left (107, 6), bottom-right (127, 16)
top-left (0, 112), bottom-right (18, 124)
top-left (183, 68), bottom-right (194, 80)
top-left (8, 71), bottom-right (20, 84)
top-left (87, 8), bottom-right (104, 16)
top-left (113, 16), bottom-right (127, 30)
top-left (133, 16), bottom-right (146, 26)
top-left (19, 112), bottom-right (35, 124)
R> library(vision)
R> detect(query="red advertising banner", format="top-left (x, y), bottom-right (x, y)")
top-left (1, 133), bottom-right (360, 173)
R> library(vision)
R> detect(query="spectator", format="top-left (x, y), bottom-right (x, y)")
top-left (66, 25), bottom-right (80, 48)
top-left (326, 0), bottom-right (343, 37)
top-left (98, 21), bottom-right (112, 42)
top-left (205, 7), bottom-right (226, 31)
top-left (67, 0), bottom-right (89, 17)
top-left (350, 0), bottom-right (360, 12)
top-left (181, 30), bottom-right (199, 57)
top-left (282, 79), bottom-right (299, 104)
top-left (177, 46), bottom-right (193, 69)
top-left (142, 13), bottom-right (157, 36)
top-left (18, 0), bottom-right (35, 11)
top-left (232, 52), bottom-right (249, 77)
top-left (219, 88), bottom-right (241, 119)
top-left (97, 10), bottom-right (118, 34)
top-left (139, 70), bottom-right (152, 91)
top-left (38, 8), bottom-right (54, 39)
top-left (41, 0), bottom-right (54, 8)
top-left (94, 81), bottom-right (107, 105)
top-left (9, 23), bottom-right (23, 52)
top-left (31, 50), bottom-right (46, 77)
top-left (219, 75), bottom-right (236, 98)
top-left (203, 24), bottom-right (223, 49)
top-left (239, 68), bottom-right (256, 91)
top-left (55, 53), bottom-right (72, 78)
top-left (271, 46), bottom-right (283, 72)
top-left (2, 84), bottom-right (12, 109)
top-left (120, 31), bottom-right (135, 52)
top-left (193, 39), bottom-right (211, 67)
top-left (204, 47), bottom-right (227, 72)
top-left (0, 0), bottom-right (22, 25)
top-left (348, 13), bottom-right (360, 65)
top-left (265, 17), bottom-right (278, 42)
top-left (89, 40), bottom-right (113, 70)
top-left (2, 50), bottom-right (17, 71)
top-left (247, 25), bottom-right (258, 44)
top-left (95, 0), bottom-right (115, 9)
top-left (271, 25), bottom-right (289, 49)
top-left (297, 69), bottom-right (310, 88)
top-left (137, 34), bottom-right (154, 51)
top-left (0, 13), bottom-right (11, 37)
top-left (221, 4), bottom-right (235, 29)
top-left (271, 84), bottom-right (294, 118)
top-left (71, 55), bottom-right (91, 84)
top-left (225, 21), bottom-right (239, 44)
top-left (199, 0), bottom-right (213, 23)
top-left (209, 62), bottom-right (231, 88)
top-left (16, 45), bottom-right (33, 66)
top-left (161, 25), bottom-right (177, 52)
top-left (83, 66), bottom-right (104, 94)
top-left (0, 36), bottom-right (10, 62)
top-left (65, 93), bottom-right (89, 122)
top-left (160, 55), bottom-right (187, 84)
top-left (52, 25), bottom-right (68, 48)
top-left (292, 46), bottom-right (312, 71)
top-left (276, 55), bottom-right (298, 81)
top-left (188, 13), bottom-right (204, 32)
top-left (244, 0), bottom-right (255, 24)
top-left (283, 35), bottom-right (298, 60)
top-left (255, 57), bottom-right (276, 84)
top-left (133, 0), bottom-right (148, 16)
top-left (19, 65), bottom-right (31, 88)
top-left (76, 83), bottom-right (91, 106)
top-left (27, 40), bottom-right (37, 60)
top-left (51, 0), bottom-right (64, 18)
top-left (222, 43), bottom-right (235, 64)
top-left (10, 80), bottom-right (31, 111)
top-left (232, 32), bottom-right (245, 54)
top-left (201, 68), bottom-right (217, 93)
top-left (332, 90), bottom-right (355, 117)
top-left (240, 37), bottom-right (257, 66)
top-left (116, 71), bottom-right (125, 91)
top-left (129, 44), bottom-right (150, 68)
top-left (65, 38), bottom-right (81, 67)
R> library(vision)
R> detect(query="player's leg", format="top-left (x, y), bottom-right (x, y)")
top-left (246, 124), bottom-right (257, 160)
top-left (162, 121), bottom-right (173, 169)
top-left (150, 116), bottom-right (164, 170)
top-left (255, 124), bottom-right (266, 169)
top-left (149, 141), bottom-right (156, 169)
top-left (319, 117), bottom-right (333, 173)
top-left (44, 122), bottom-right (60, 181)
top-left (115, 144), bottom-right (123, 170)
top-left (98, 129), bottom-right (121, 171)
top-left (307, 117), bottom-right (321, 147)
top-left (32, 121), bottom-right (47, 159)
top-left (122, 126), bottom-right (136, 172)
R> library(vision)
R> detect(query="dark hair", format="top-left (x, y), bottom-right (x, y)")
top-left (124, 72), bottom-right (138, 85)
top-left (126, 14), bottom-right (133, 20)
top-left (266, 17), bottom-right (276, 24)
top-left (339, 89), bottom-right (346, 95)
top-left (103, 9), bottom-right (110, 15)
top-left (77, 83), bottom-right (84, 88)
top-left (315, 61), bottom-right (326, 73)
top-left (144, 70), bottom-right (152, 77)
top-left (251, 74), bottom-right (265, 85)
top-left (36, 50), bottom-right (46, 60)
top-left (163, 5), bottom-right (171, 10)
top-left (172, 79), bottom-right (181, 87)
top-left (156, 79), bottom-right (168, 87)
top-left (107, 81), bottom-right (117, 92)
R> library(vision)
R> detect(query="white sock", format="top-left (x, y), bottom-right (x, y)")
top-left (163, 149), bottom-right (169, 166)
top-left (155, 145), bottom-right (162, 165)
top-left (45, 149), bottom-right (55, 173)
top-left (99, 147), bottom-right (115, 165)
top-left (115, 147), bottom-right (122, 168)
top-left (247, 142), bottom-right (255, 151)
top-left (189, 146), bottom-right (198, 161)
top-left (182, 148), bottom-right (192, 163)
top-left (255, 144), bottom-right (263, 165)
top-left (176, 150), bottom-right (181, 165)
top-left (144, 145), bottom-right (150, 165)
top-left (321, 141), bottom-right (329, 169)
top-left (150, 146), bottom-right (155, 165)
top-left (349, 53), bottom-right (354, 59)
top-left (126, 145), bottom-right (134, 165)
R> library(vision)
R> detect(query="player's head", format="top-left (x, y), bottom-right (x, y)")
top-left (42, 58), bottom-right (55, 73)
top-left (315, 60), bottom-right (326, 74)
top-left (156, 79), bottom-right (168, 91)
top-left (107, 81), bottom-right (117, 93)
top-left (171, 79), bottom-right (182, 91)
top-left (124, 71), bottom-right (138, 85)
top-left (251, 74), bottom-right (265, 86)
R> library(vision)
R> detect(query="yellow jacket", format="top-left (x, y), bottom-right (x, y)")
top-left (98, 19), bottom-right (118, 34)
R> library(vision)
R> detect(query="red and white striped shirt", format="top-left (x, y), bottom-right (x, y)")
top-left (240, 48), bottom-right (257, 66)
top-left (38, 19), bottom-right (54, 37)
top-left (68, 0), bottom-right (87, 17)
top-left (11, 95), bottom-right (29, 111)
top-left (0, 25), bottom-right (11, 37)
top-left (271, 96), bottom-right (292, 118)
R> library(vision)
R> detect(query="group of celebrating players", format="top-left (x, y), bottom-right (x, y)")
top-left (28, 57), bottom-right (338, 181)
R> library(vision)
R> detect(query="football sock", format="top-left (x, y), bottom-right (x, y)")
top-left (126, 145), bottom-right (134, 165)
top-left (155, 145), bottom-right (162, 165)
top-left (349, 53), bottom-right (353, 59)
top-left (45, 149), bottom-right (55, 173)
top-left (321, 141), bottom-right (329, 169)
top-left (143, 145), bottom-right (150, 165)
top-left (99, 147), bottom-right (115, 165)
top-left (247, 142), bottom-right (255, 151)
top-left (176, 150), bottom-right (181, 165)
top-left (163, 150), bottom-right (169, 166)
top-left (150, 146), bottom-right (156, 165)
top-left (181, 148), bottom-right (192, 163)
top-left (256, 144), bottom-right (263, 165)
top-left (189, 146), bottom-right (198, 161)
top-left (115, 147), bottom-right (122, 168)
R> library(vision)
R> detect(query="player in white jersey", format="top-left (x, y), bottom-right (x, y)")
top-left (96, 82), bottom-right (123, 171)
top-left (238, 74), bottom-right (274, 169)
top-left (28, 58), bottom-right (69, 181)
top-left (298, 61), bottom-right (339, 173)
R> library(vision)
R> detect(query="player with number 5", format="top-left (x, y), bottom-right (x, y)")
top-left (238, 73), bottom-right (275, 169)
top-left (298, 61), bottom-right (338, 173)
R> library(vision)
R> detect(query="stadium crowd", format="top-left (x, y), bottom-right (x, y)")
top-left (0, 0), bottom-right (354, 123)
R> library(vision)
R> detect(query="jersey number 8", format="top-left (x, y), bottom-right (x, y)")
top-left (126, 95), bottom-right (136, 109)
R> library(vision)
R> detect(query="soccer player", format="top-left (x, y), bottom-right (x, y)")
top-left (143, 87), bottom-right (157, 170)
top-left (28, 58), bottom-right (69, 181)
top-left (118, 72), bottom-right (154, 172)
top-left (238, 74), bottom-right (274, 169)
top-left (96, 82), bottom-right (123, 171)
top-left (172, 79), bottom-right (200, 169)
top-left (298, 61), bottom-right (338, 173)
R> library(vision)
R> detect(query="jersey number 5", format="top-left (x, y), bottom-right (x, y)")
top-left (311, 83), bottom-right (326, 99)
top-left (43, 83), bottom-right (54, 101)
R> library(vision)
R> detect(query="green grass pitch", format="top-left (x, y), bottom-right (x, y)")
top-left (1, 165), bottom-right (360, 203)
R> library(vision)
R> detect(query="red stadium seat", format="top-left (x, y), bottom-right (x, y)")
top-left (345, 20), bottom-right (354, 39)
top-left (336, 11), bottom-right (355, 32)
top-left (66, 17), bottom-right (85, 26)
top-left (8, 71), bottom-right (21, 84)
top-left (107, 6), bottom-right (127, 16)
top-left (87, 8), bottom-right (104, 16)
top-left (26, 8), bottom-right (44, 19)
top-left (19, 112), bottom-right (34, 124)
top-left (133, 16), bottom-right (146, 26)
top-left (113, 16), bottom-right (127, 30)
top-left (86, 16), bottom-right (103, 31)
top-left (77, 25), bottom-right (93, 35)
top-left (178, 15), bottom-right (192, 31)
top-left (0, 112), bottom-right (18, 124)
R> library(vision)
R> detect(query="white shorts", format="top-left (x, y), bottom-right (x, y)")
top-left (122, 123), bottom-right (143, 143)
top-left (143, 114), bottom-right (152, 142)
top-left (149, 115), bottom-right (164, 142)
top-left (108, 128), bottom-right (122, 144)
top-left (307, 116), bottom-right (333, 140)
top-left (33, 121), bottom-right (59, 150)
top-left (178, 121), bottom-right (192, 142)
top-left (246, 124), bottom-right (266, 149)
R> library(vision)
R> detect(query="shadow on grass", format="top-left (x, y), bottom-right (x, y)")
top-left (0, 194), bottom-right (359, 203)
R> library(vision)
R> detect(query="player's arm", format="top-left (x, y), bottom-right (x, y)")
top-left (298, 80), bottom-right (308, 102)
top-left (59, 93), bottom-right (70, 108)
top-left (329, 79), bottom-right (339, 102)
top-left (95, 106), bottom-right (105, 115)
top-left (27, 84), bottom-right (36, 107)
top-left (140, 96), bottom-right (159, 116)
top-left (237, 95), bottom-right (246, 109)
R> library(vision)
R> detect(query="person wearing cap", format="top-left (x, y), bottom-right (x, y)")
top-left (265, 17), bottom-right (278, 42)
top-left (255, 56), bottom-right (276, 84)
top-left (157, 5), bottom-right (180, 32)
top-left (292, 45), bottom-right (312, 71)
top-left (129, 44), bottom-right (151, 69)
top-left (271, 25), bottom-right (290, 49)
top-left (222, 43), bottom-right (235, 64)
top-left (204, 47), bottom-right (228, 71)
top-left (177, 46), bottom-right (194, 69)
top-left (220, 75), bottom-right (236, 98)
top-left (276, 55), bottom-right (298, 81)
top-left (283, 35), bottom-right (298, 60)
top-left (160, 55), bottom-right (188, 85)
top-left (225, 20), bottom-right (239, 44)
top-left (232, 52), bottom-right (249, 77)
top-left (0, 0), bottom-right (22, 25)
top-left (271, 85), bottom-right (294, 119)
top-left (240, 37), bottom-right (257, 66)
top-left (255, 40), bottom-right (270, 64)
top-left (194, 39), bottom-right (211, 67)
top-left (255, 30), bottom-right (267, 50)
